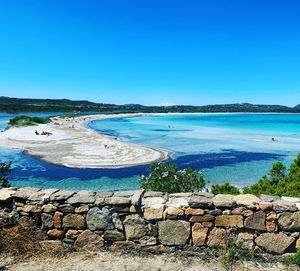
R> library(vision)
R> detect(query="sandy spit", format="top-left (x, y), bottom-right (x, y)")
top-left (0, 113), bottom-right (173, 169)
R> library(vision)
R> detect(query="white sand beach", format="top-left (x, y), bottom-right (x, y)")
top-left (0, 113), bottom-right (172, 168)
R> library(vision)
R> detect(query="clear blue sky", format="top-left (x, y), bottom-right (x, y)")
top-left (0, 0), bottom-right (299, 106)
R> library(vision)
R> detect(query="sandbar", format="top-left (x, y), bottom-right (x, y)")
top-left (0, 113), bottom-right (172, 168)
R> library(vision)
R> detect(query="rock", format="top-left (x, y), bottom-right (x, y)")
top-left (273, 200), bottom-right (297, 212)
top-left (131, 190), bottom-right (144, 206)
top-left (233, 194), bottom-right (259, 209)
top-left (75, 205), bottom-right (89, 213)
top-left (0, 212), bottom-right (15, 227)
top-left (189, 215), bottom-right (215, 223)
top-left (66, 229), bottom-right (79, 239)
top-left (278, 211), bottom-right (300, 231)
top-left (112, 213), bottom-right (123, 231)
top-left (110, 241), bottom-right (138, 251)
top-left (0, 188), bottom-right (16, 202)
top-left (244, 211), bottom-right (266, 231)
top-left (13, 187), bottom-right (41, 200)
top-left (18, 216), bottom-right (36, 229)
top-left (296, 238), bottom-right (300, 249)
top-left (53, 211), bottom-right (63, 228)
top-left (123, 214), bottom-right (148, 241)
top-left (281, 196), bottom-right (300, 203)
top-left (215, 215), bottom-right (243, 228)
top-left (207, 228), bottom-right (228, 248)
top-left (222, 210), bottom-right (231, 215)
top-left (105, 197), bottom-right (131, 206)
top-left (255, 232), bottom-right (295, 254)
top-left (260, 194), bottom-right (280, 202)
top-left (62, 214), bottom-right (85, 229)
top-left (142, 197), bottom-right (166, 208)
top-left (166, 207), bottom-right (185, 218)
top-left (266, 220), bottom-right (277, 232)
top-left (158, 220), bottom-right (190, 246)
top-left (144, 207), bottom-right (164, 221)
top-left (202, 222), bottom-right (214, 228)
top-left (167, 197), bottom-right (189, 208)
top-left (213, 194), bottom-right (236, 208)
top-left (236, 232), bottom-right (254, 250)
top-left (103, 230), bottom-right (125, 241)
top-left (144, 191), bottom-right (164, 197)
top-left (267, 211), bottom-right (277, 220)
top-left (50, 190), bottom-right (76, 201)
top-left (58, 204), bottom-right (74, 213)
top-left (63, 238), bottom-right (75, 245)
top-left (259, 202), bottom-right (273, 211)
top-left (41, 213), bottom-right (53, 229)
top-left (209, 209), bottom-right (222, 215)
top-left (96, 191), bottom-right (114, 197)
top-left (231, 207), bottom-right (246, 215)
top-left (28, 189), bottom-right (59, 203)
top-left (139, 236), bottom-right (158, 246)
top-left (242, 210), bottom-right (254, 217)
top-left (47, 228), bottom-right (65, 239)
top-left (114, 191), bottom-right (135, 197)
top-left (67, 190), bottom-right (96, 205)
top-left (192, 223), bottom-right (208, 246)
top-left (185, 208), bottom-right (205, 216)
top-left (188, 196), bottom-right (213, 209)
top-left (22, 205), bottom-right (42, 213)
top-left (42, 204), bottom-right (57, 213)
top-left (169, 193), bottom-right (193, 197)
top-left (74, 230), bottom-right (104, 251)
top-left (193, 192), bottom-right (214, 198)
top-left (86, 207), bottom-right (113, 231)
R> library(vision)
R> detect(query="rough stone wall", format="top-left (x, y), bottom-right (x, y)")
top-left (1, 187), bottom-right (300, 255)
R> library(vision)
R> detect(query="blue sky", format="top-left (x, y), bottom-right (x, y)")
top-left (0, 0), bottom-right (299, 106)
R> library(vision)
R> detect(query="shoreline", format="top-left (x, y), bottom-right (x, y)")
top-left (0, 113), bottom-right (173, 169)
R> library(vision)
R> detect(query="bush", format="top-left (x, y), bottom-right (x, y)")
top-left (243, 154), bottom-right (300, 197)
top-left (139, 162), bottom-right (206, 193)
top-left (282, 249), bottom-right (300, 266)
top-left (8, 115), bottom-right (51, 127)
top-left (0, 160), bottom-right (12, 187)
top-left (211, 182), bottom-right (240, 195)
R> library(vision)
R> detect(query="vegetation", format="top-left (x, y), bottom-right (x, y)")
top-left (243, 154), bottom-right (300, 197)
top-left (0, 160), bottom-right (12, 188)
top-left (211, 182), bottom-right (240, 195)
top-left (1, 96), bottom-right (300, 113)
top-left (282, 249), bottom-right (300, 266)
top-left (8, 115), bottom-right (51, 127)
top-left (139, 162), bottom-right (206, 193)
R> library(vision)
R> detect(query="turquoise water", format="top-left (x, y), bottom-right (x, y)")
top-left (1, 113), bottom-right (300, 190)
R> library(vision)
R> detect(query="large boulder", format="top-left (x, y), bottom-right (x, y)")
top-left (244, 211), bottom-right (266, 231)
top-left (255, 232), bottom-right (295, 254)
top-left (278, 211), bottom-right (300, 231)
top-left (158, 220), bottom-right (190, 246)
top-left (86, 207), bottom-right (113, 231)
top-left (74, 230), bottom-right (104, 251)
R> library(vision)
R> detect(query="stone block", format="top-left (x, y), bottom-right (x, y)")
top-left (207, 228), bottom-right (227, 248)
top-left (158, 220), bottom-right (190, 246)
top-left (75, 205), bottom-right (89, 213)
top-left (42, 204), bottom-right (58, 213)
top-left (144, 206), bottom-right (164, 221)
top-left (185, 208), bottom-right (205, 216)
top-left (255, 232), bottom-right (294, 254)
top-left (278, 211), bottom-right (300, 231)
top-left (41, 213), bottom-right (53, 229)
top-left (50, 190), bottom-right (76, 202)
top-left (244, 211), bottom-right (266, 231)
top-left (259, 194), bottom-right (280, 202)
top-left (53, 211), bottom-right (63, 229)
top-left (86, 207), bottom-right (114, 231)
top-left (273, 200), bottom-right (297, 212)
top-left (233, 194), bottom-right (259, 209)
top-left (58, 204), bottom-right (74, 213)
top-left (188, 196), bottom-right (213, 209)
top-left (67, 191), bottom-right (96, 205)
top-left (47, 228), bottom-right (65, 239)
top-left (105, 197), bottom-right (131, 206)
top-left (103, 230), bottom-right (125, 241)
top-left (189, 214), bottom-right (214, 223)
top-left (142, 197), bottom-right (166, 208)
top-left (192, 223), bottom-right (208, 246)
top-left (123, 214), bottom-right (148, 241)
top-left (66, 229), bottom-right (80, 239)
top-left (167, 197), bottom-right (189, 208)
top-left (215, 215), bottom-right (243, 228)
top-left (74, 230), bottom-right (104, 251)
top-left (259, 202), bottom-right (273, 211)
top-left (62, 214), bottom-right (85, 229)
top-left (213, 194), bottom-right (236, 208)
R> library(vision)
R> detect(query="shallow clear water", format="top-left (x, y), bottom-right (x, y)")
top-left (1, 113), bottom-right (300, 190)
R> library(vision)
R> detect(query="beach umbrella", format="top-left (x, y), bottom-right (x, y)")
top-left (53, 118), bottom-right (58, 120)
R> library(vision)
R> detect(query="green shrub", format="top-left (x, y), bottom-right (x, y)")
top-left (0, 160), bottom-right (12, 188)
top-left (282, 249), bottom-right (300, 266)
top-left (139, 162), bottom-right (206, 193)
top-left (8, 115), bottom-right (51, 127)
top-left (243, 154), bottom-right (300, 197)
top-left (211, 182), bottom-right (240, 195)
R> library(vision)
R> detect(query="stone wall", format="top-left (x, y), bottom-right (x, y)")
top-left (1, 187), bottom-right (300, 255)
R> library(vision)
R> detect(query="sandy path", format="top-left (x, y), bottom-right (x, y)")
top-left (0, 113), bottom-right (171, 168)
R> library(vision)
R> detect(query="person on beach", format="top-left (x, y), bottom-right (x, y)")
top-left (35, 130), bottom-right (39, 135)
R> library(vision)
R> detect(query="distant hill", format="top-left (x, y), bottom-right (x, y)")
top-left (1, 97), bottom-right (300, 114)
top-left (295, 104), bottom-right (300, 109)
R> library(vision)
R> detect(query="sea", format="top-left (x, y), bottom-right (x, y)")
top-left (0, 113), bottom-right (300, 191)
